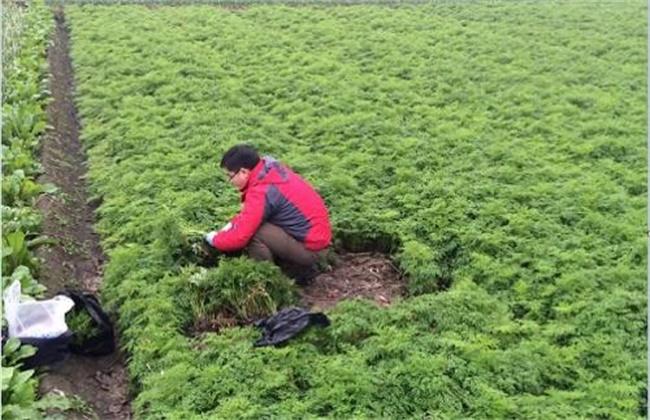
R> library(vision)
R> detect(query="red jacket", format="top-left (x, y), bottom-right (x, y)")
top-left (212, 157), bottom-right (332, 252)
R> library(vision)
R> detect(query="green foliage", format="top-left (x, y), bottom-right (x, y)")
top-left (2, 169), bottom-right (56, 207)
top-left (400, 240), bottom-right (440, 294)
top-left (1, 1), bottom-right (55, 418)
top-left (2, 231), bottom-right (39, 276)
top-left (66, 309), bottom-right (101, 347)
top-left (1, 337), bottom-right (92, 419)
top-left (2, 338), bottom-right (37, 367)
top-left (66, 2), bottom-right (646, 417)
top-left (2, 206), bottom-right (42, 235)
top-left (182, 257), bottom-right (297, 325)
top-left (0, 338), bottom-right (76, 420)
top-left (1, 365), bottom-right (38, 419)
top-left (155, 216), bottom-right (222, 267)
top-left (2, 101), bottom-right (48, 145)
top-left (2, 0), bottom-right (28, 76)
top-left (2, 265), bottom-right (47, 298)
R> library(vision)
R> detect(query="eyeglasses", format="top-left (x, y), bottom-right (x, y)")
top-left (227, 169), bottom-right (241, 181)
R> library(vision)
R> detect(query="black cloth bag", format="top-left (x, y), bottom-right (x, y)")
top-left (60, 290), bottom-right (115, 356)
top-left (1, 291), bottom-right (115, 369)
top-left (19, 332), bottom-right (73, 369)
top-left (254, 307), bottom-right (330, 347)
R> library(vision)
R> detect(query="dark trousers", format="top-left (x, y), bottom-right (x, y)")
top-left (247, 223), bottom-right (324, 268)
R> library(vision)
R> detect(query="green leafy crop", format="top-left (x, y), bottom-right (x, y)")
top-left (180, 258), bottom-right (297, 330)
top-left (66, 309), bottom-right (101, 348)
top-left (66, 2), bottom-right (646, 417)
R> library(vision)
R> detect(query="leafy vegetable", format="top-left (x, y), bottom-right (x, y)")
top-left (66, 2), bottom-right (646, 417)
top-left (66, 310), bottom-right (101, 348)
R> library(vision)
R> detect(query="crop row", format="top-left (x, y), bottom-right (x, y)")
top-left (67, 3), bottom-right (646, 418)
top-left (0, 1), bottom-right (68, 418)
top-left (47, 0), bottom-right (431, 6)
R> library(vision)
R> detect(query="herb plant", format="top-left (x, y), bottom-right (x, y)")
top-left (65, 2), bottom-right (647, 417)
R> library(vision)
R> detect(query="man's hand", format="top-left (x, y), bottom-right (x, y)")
top-left (204, 231), bottom-right (218, 247)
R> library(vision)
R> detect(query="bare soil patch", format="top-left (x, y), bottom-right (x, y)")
top-left (299, 251), bottom-right (406, 311)
top-left (34, 8), bottom-right (131, 419)
top-left (190, 312), bottom-right (240, 335)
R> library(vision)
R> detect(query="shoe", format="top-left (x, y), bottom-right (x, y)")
top-left (294, 264), bottom-right (320, 286)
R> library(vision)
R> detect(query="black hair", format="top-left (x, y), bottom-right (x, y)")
top-left (220, 144), bottom-right (260, 172)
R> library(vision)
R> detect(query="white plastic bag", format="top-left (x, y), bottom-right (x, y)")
top-left (3, 280), bottom-right (74, 339)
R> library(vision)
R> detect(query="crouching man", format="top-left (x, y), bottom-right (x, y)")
top-left (204, 144), bottom-right (332, 284)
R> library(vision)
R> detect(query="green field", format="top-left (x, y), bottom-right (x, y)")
top-left (66, 2), bottom-right (646, 417)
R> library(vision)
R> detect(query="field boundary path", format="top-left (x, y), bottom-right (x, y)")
top-left (35, 8), bottom-right (131, 419)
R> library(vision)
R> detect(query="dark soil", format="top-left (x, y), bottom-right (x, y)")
top-left (191, 312), bottom-right (240, 335)
top-left (299, 251), bottom-right (406, 310)
top-left (34, 8), bottom-right (131, 419)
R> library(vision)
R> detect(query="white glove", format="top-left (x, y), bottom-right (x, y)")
top-left (204, 231), bottom-right (218, 247)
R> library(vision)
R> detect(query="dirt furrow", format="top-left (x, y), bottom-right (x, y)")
top-left (35, 8), bottom-right (131, 419)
